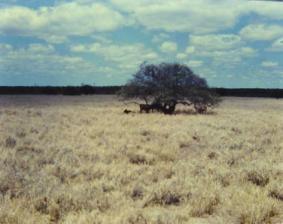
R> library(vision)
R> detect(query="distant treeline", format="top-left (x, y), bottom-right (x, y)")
top-left (0, 85), bottom-right (120, 95)
top-left (0, 86), bottom-right (282, 98)
top-left (214, 88), bottom-right (283, 98)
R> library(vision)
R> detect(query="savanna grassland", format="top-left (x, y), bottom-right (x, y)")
top-left (0, 95), bottom-right (282, 224)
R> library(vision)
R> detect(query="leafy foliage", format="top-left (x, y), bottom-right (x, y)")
top-left (119, 62), bottom-right (221, 114)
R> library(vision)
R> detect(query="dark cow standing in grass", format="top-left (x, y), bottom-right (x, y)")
top-left (139, 102), bottom-right (165, 113)
top-left (139, 104), bottom-right (152, 113)
top-left (151, 102), bottom-right (163, 112)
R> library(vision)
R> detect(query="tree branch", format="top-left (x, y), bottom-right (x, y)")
top-left (178, 101), bottom-right (193, 106)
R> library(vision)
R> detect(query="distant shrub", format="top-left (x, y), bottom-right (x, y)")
top-left (128, 153), bottom-right (155, 165)
top-left (144, 191), bottom-right (182, 207)
top-left (5, 136), bottom-right (17, 148)
top-left (131, 186), bottom-right (144, 200)
top-left (246, 170), bottom-right (269, 187)
top-left (269, 187), bottom-right (283, 201)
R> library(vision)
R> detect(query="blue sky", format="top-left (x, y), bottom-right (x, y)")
top-left (0, 0), bottom-right (283, 87)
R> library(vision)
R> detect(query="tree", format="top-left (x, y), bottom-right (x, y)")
top-left (118, 62), bottom-right (221, 114)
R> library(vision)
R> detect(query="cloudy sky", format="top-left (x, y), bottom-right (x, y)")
top-left (0, 0), bottom-right (283, 87)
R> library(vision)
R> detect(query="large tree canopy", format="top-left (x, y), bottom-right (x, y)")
top-left (119, 62), bottom-right (221, 114)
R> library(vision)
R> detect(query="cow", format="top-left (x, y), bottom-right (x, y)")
top-left (139, 104), bottom-right (152, 113)
top-left (150, 102), bottom-right (163, 112)
top-left (140, 102), bottom-right (164, 113)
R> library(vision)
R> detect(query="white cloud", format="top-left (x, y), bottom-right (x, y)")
top-left (190, 34), bottom-right (243, 51)
top-left (241, 47), bottom-right (257, 56)
top-left (240, 24), bottom-right (283, 41)
top-left (152, 33), bottom-right (170, 43)
top-left (111, 0), bottom-right (243, 34)
top-left (71, 42), bottom-right (161, 71)
top-left (186, 46), bottom-right (196, 54)
top-left (111, 0), bottom-right (283, 34)
top-left (184, 33), bottom-right (256, 64)
top-left (27, 44), bottom-right (55, 54)
top-left (268, 37), bottom-right (283, 52)
top-left (0, 43), bottom-right (12, 53)
top-left (183, 37), bottom-right (254, 65)
top-left (0, 44), bottom-right (96, 77)
top-left (2, 0), bottom-right (283, 40)
top-left (1, 0), bottom-right (283, 87)
top-left (0, 2), bottom-right (127, 41)
top-left (248, 1), bottom-right (283, 20)
top-left (71, 44), bottom-right (88, 53)
top-left (160, 41), bottom-right (177, 53)
top-left (0, 6), bottom-right (45, 35)
top-left (193, 47), bottom-right (257, 64)
top-left (1, 0), bottom-right (283, 42)
top-left (176, 53), bottom-right (187, 60)
top-left (261, 61), bottom-right (278, 68)
top-left (46, 3), bottom-right (126, 34)
top-left (40, 35), bottom-right (69, 44)
top-left (187, 60), bottom-right (203, 68)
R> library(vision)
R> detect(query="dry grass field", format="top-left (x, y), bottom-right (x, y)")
top-left (0, 95), bottom-right (282, 224)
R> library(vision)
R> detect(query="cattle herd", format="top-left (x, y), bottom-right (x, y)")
top-left (123, 101), bottom-right (177, 114)
top-left (124, 102), bottom-right (207, 114)
top-left (139, 103), bottom-right (163, 113)
top-left (123, 103), bottom-right (163, 114)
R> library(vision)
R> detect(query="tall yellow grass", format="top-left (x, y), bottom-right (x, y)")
top-left (0, 95), bottom-right (282, 223)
